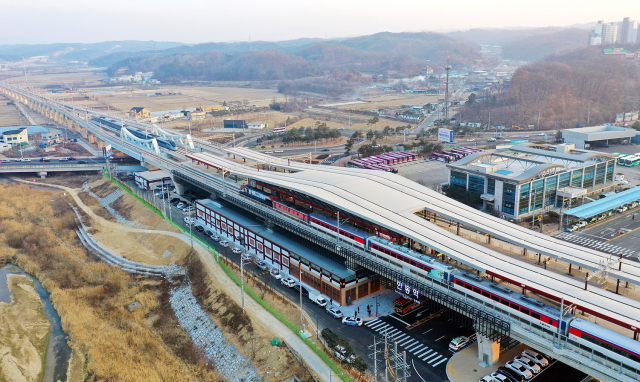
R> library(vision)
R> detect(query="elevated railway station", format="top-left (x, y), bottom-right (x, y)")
top-left (2, 82), bottom-right (640, 382)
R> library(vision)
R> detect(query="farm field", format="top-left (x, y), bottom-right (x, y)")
top-left (331, 93), bottom-right (441, 111)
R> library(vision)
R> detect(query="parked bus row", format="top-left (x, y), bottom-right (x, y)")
top-left (617, 153), bottom-right (640, 167)
top-left (348, 151), bottom-right (417, 173)
top-left (429, 147), bottom-right (483, 163)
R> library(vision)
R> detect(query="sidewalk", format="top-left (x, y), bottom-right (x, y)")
top-left (327, 289), bottom-right (398, 321)
top-left (446, 343), bottom-right (527, 382)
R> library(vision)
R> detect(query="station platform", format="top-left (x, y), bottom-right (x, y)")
top-left (446, 343), bottom-right (527, 382)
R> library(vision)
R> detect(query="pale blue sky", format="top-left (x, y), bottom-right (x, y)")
top-left (1, 0), bottom-right (639, 44)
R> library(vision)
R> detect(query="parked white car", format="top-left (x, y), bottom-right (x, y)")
top-left (327, 308), bottom-right (344, 318)
top-left (505, 361), bottom-right (533, 380)
top-left (522, 349), bottom-right (549, 368)
top-left (314, 295), bottom-right (327, 308)
top-left (231, 247), bottom-right (242, 254)
top-left (617, 206), bottom-right (628, 213)
top-left (281, 277), bottom-right (296, 287)
top-left (219, 240), bottom-right (230, 247)
top-left (514, 356), bottom-right (541, 374)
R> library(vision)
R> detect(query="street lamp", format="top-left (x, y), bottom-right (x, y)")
top-left (189, 206), bottom-right (193, 250)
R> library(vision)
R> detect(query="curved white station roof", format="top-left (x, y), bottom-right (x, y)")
top-left (229, 148), bottom-right (640, 286)
top-left (186, 151), bottom-right (640, 331)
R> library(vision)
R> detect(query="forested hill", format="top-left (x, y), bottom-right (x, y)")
top-left (459, 47), bottom-right (640, 128)
top-left (98, 32), bottom-right (481, 82)
top-left (448, 27), bottom-right (590, 62)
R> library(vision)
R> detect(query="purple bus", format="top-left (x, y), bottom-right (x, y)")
top-left (442, 150), bottom-right (463, 161)
top-left (429, 153), bottom-right (451, 163)
top-left (378, 154), bottom-right (398, 164)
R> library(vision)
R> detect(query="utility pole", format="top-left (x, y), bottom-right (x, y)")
top-left (444, 58), bottom-right (452, 125)
top-left (537, 111), bottom-right (541, 130)
top-left (241, 252), bottom-right (245, 313)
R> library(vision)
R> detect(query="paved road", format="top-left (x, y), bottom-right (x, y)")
top-left (555, 209), bottom-right (640, 261)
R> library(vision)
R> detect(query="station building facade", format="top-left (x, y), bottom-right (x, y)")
top-left (446, 144), bottom-right (619, 220)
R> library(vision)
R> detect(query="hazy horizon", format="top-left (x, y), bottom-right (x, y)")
top-left (2, 0), bottom-right (640, 45)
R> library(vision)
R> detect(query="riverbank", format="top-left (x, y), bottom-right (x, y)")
top-left (0, 272), bottom-right (50, 382)
top-left (0, 181), bottom-right (219, 381)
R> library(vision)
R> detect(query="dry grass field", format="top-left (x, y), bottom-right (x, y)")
top-left (4, 71), bottom-right (105, 88)
top-left (332, 93), bottom-right (441, 111)
top-left (0, 182), bottom-right (219, 382)
top-left (93, 85), bottom-right (285, 114)
top-left (0, 274), bottom-right (50, 382)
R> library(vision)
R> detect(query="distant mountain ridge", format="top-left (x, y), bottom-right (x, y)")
top-left (446, 26), bottom-right (590, 61)
top-left (0, 40), bottom-right (183, 63)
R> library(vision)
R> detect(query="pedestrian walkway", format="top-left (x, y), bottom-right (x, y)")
top-left (364, 318), bottom-right (449, 368)
top-left (554, 232), bottom-right (637, 258)
top-left (327, 289), bottom-right (398, 321)
top-left (446, 343), bottom-right (527, 382)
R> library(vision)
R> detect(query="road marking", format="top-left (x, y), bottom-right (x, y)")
top-left (427, 355), bottom-right (443, 364)
top-left (415, 348), bottom-right (432, 358)
top-left (398, 338), bottom-right (416, 347)
top-left (369, 321), bottom-right (387, 330)
top-left (422, 352), bottom-right (440, 362)
top-left (365, 318), bottom-right (380, 326)
top-left (388, 314), bottom-right (411, 326)
top-left (393, 333), bottom-right (410, 342)
top-left (408, 344), bottom-right (425, 353)
top-left (432, 357), bottom-right (448, 367)
top-left (385, 328), bottom-right (401, 336)
top-left (435, 335), bottom-right (445, 341)
top-left (422, 328), bottom-right (433, 334)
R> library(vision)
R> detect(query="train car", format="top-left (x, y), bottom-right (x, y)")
top-left (448, 270), bottom-right (640, 365)
top-left (308, 213), bottom-right (368, 248)
top-left (272, 200), bottom-right (309, 222)
top-left (239, 186), bottom-right (274, 206)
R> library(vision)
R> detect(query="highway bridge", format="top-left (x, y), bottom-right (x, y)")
top-left (0, 158), bottom-right (106, 177)
top-left (2, 82), bottom-right (639, 382)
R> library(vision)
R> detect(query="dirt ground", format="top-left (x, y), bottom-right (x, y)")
top-left (4, 71), bottom-right (105, 88)
top-left (165, 110), bottom-right (299, 132)
top-left (94, 85), bottom-right (285, 114)
top-left (332, 93), bottom-right (441, 111)
top-left (0, 96), bottom-right (25, 126)
top-left (0, 274), bottom-right (50, 382)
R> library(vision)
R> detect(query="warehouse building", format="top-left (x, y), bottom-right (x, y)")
top-left (562, 125), bottom-right (636, 149)
top-left (446, 143), bottom-right (618, 221)
top-left (134, 169), bottom-right (172, 190)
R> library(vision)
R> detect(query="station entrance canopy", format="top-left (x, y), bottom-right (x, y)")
top-left (565, 186), bottom-right (640, 219)
top-left (556, 187), bottom-right (587, 199)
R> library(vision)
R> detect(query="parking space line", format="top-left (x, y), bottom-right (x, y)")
top-left (427, 355), bottom-right (443, 364)
top-left (431, 357), bottom-right (448, 367)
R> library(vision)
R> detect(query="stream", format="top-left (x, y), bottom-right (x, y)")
top-left (0, 264), bottom-right (72, 382)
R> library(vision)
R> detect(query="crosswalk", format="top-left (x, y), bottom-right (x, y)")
top-left (555, 232), bottom-right (637, 258)
top-left (365, 318), bottom-right (449, 367)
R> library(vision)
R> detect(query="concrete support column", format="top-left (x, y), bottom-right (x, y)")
top-left (170, 175), bottom-right (186, 195)
top-left (477, 334), bottom-right (500, 367)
